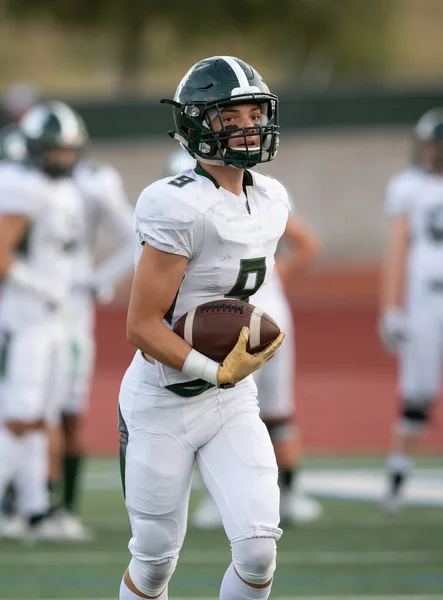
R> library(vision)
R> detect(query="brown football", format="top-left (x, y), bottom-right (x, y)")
top-left (173, 300), bottom-right (281, 363)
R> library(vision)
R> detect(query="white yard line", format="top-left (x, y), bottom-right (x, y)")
top-left (1, 549), bottom-right (442, 566)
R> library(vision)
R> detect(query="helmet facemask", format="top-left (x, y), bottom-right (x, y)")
top-left (169, 93), bottom-right (279, 169)
top-left (27, 141), bottom-right (84, 178)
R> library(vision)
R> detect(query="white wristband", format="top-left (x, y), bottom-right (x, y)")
top-left (8, 261), bottom-right (65, 305)
top-left (182, 349), bottom-right (219, 386)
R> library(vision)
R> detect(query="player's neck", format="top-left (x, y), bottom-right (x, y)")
top-left (198, 162), bottom-right (244, 196)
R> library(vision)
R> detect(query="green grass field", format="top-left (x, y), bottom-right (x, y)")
top-left (1, 458), bottom-right (443, 600)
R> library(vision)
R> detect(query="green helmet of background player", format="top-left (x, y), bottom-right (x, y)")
top-left (19, 101), bottom-right (88, 178)
top-left (414, 107), bottom-right (443, 171)
top-left (161, 56), bottom-right (279, 169)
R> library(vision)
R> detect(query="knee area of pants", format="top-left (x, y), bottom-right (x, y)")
top-left (396, 401), bottom-right (432, 435)
top-left (265, 419), bottom-right (296, 443)
top-left (232, 537), bottom-right (277, 586)
top-left (128, 556), bottom-right (177, 597)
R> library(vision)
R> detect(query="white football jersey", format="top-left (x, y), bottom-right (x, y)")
top-left (70, 161), bottom-right (134, 331)
top-left (135, 165), bottom-right (290, 391)
top-left (0, 162), bottom-right (85, 330)
top-left (385, 166), bottom-right (443, 311)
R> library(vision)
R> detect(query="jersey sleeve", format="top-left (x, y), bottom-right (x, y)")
top-left (135, 184), bottom-right (205, 259)
top-left (385, 173), bottom-right (415, 216)
top-left (0, 166), bottom-right (41, 218)
top-left (89, 166), bottom-right (135, 289)
top-left (93, 165), bottom-right (134, 240)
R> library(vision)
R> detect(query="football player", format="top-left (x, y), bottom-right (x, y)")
top-left (380, 108), bottom-right (443, 511)
top-left (0, 101), bottom-right (87, 541)
top-left (0, 119), bottom-right (135, 540)
top-left (118, 56), bottom-right (288, 600)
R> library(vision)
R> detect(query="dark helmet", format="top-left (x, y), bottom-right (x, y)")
top-left (161, 56), bottom-right (279, 169)
top-left (0, 124), bottom-right (27, 163)
top-left (18, 101), bottom-right (88, 178)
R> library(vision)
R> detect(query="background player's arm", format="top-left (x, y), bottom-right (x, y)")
top-left (277, 217), bottom-right (320, 285)
top-left (0, 212), bottom-right (65, 304)
top-left (126, 242), bottom-right (193, 371)
top-left (0, 214), bottom-right (29, 278)
top-left (91, 168), bottom-right (135, 302)
top-left (380, 215), bottom-right (409, 311)
top-left (378, 214), bottom-right (409, 352)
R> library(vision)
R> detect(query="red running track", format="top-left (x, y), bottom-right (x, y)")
top-left (85, 304), bottom-right (443, 456)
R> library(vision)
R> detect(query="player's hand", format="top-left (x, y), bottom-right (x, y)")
top-left (92, 282), bottom-right (115, 305)
top-left (217, 326), bottom-right (285, 388)
top-left (72, 282), bottom-right (115, 304)
top-left (378, 307), bottom-right (407, 353)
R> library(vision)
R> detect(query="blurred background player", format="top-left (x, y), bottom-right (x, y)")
top-left (250, 218), bottom-right (322, 524)
top-left (0, 109), bottom-right (135, 540)
top-left (50, 131), bottom-right (135, 540)
top-left (0, 101), bottom-right (87, 541)
top-left (163, 149), bottom-right (323, 527)
top-left (380, 108), bottom-right (443, 512)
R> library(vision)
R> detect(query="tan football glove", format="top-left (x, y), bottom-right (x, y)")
top-left (217, 326), bottom-right (285, 388)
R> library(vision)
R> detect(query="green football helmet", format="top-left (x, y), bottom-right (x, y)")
top-left (19, 101), bottom-right (88, 178)
top-left (0, 124), bottom-right (27, 163)
top-left (416, 108), bottom-right (443, 141)
top-left (161, 56), bottom-right (279, 169)
top-left (414, 108), bottom-right (443, 170)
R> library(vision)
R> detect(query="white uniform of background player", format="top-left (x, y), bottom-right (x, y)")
top-left (0, 159), bottom-right (84, 538)
top-left (49, 161), bottom-right (134, 539)
top-left (385, 166), bottom-right (443, 402)
top-left (380, 108), bottom-right (443, 511)
top-left (253, 273), bottom-right (295, 417)
top-left (66, 162), bottom-right (134, 416)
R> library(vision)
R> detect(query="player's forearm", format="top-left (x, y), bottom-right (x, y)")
top-left (3, 259), bottom-right (65, 305)
top-left (277, 246), bottom-right (317, 280)
top-left (126, 317), bottom-right (193, 371)
top-left (93, 244), bottom-right (134, 294)
top-left (127, 315), bottom-right (220, 385)
top-left (381, 258), bottom-right (405, 310)
top-left (381, 226), bottom-right (408, 310)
